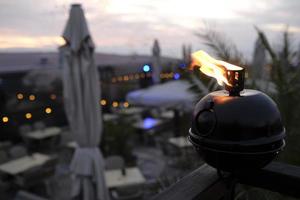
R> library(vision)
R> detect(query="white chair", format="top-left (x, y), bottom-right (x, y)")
top-left (0, 151), bottom-right (8, 164)
top-left (19, 124), bottom-right (32, 135)
top-left (105, 155), bottom-right (125, 170)
top-left (8, 145), bottom-right (27, 159)
top-left (33, 121), bottom-right (46, 130)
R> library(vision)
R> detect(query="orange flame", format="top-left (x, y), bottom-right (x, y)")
top-left (191, 50), bottom-right (243, 86)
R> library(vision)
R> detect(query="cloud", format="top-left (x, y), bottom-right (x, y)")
top-left (0, 0), bottom-right (299, 58)
top-left (264, 24), bottom-right (300, 33)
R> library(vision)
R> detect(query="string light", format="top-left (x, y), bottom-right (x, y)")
top-left (17, 93), bottom-right (24, 100)
top-left (45, 107), bottom-right (52, 114)
top-left (123, 102), bottom-right (129, 108)
top-left (117, 76), bottom-right (123, 81)
top-left (29, 94), bottom-right (36, 101)
top-left (100, 99), bottom-right (107, 106)
top-left (112, 101), bottom-right (119, 108)
top-left (2, 116), bottom-right (9, 123)
top-left (25, 113), bottom-right (32, 119)
top-left (109, 70), bottom-right (180, 83)
top-left (50, 94), bottom-right (57, 100)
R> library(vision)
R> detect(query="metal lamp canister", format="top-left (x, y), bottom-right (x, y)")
top-left (188, 51), bottom-right (285, 172)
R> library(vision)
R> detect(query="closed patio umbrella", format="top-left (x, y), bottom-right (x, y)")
top-left (152, 39), bottom-right (161, 84)
top-left (61, 4), bottom-right (109, 200)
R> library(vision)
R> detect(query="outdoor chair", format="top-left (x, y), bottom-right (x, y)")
top-left (0, 150), bottom-right (8, 164)
top-left (15, 157), bottom-right (57, 189)
top-left (8, 145), bottom-right (28, 159)
top-left (33, 121), bottom-right (46, 130)
top-left (0, 141), bottom-right (12, 151)
top-left (19, 124), bottom-right (33, 150)
top-left (14, 190), bottom-right (48, 200)
top-left (111, 185), bottom-right (143, 200)
top-left (19, 124), bottom-right (32, 135)
top-left (105, 155), bottom-right (125, 170)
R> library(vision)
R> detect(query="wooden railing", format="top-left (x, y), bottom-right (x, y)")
top-left (152, 162), bottom-right (300, 200)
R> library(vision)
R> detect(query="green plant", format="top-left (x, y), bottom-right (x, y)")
top-left (102, 117), bottom-right (135, 163)
top-left (255, 27), bottom-right (300, 165)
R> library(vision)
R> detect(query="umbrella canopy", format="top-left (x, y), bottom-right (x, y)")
top-left (152, 39), bottom-right (161, 84)
top-left (61, 4), bottom-right (109, 200)
top-left (126, 80), bottom-right (198, 112)
top-left (251, 37), bottom-right (267, 80)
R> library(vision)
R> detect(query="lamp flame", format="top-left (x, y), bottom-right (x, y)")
top-left (191, 50), bottom-right (243, 86)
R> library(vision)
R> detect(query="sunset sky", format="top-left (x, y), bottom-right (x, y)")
top-left (0, 0), bottom-right (300, 59)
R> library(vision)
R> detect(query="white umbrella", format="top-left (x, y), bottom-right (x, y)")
top-left (61, 4), bottom-right (109, 200)
top-left (152, 39), bottom-right (161, 84)
top-left (126, 80), bottom-right (198, 112)
top-left (251, 37), bottom-right (266, 80)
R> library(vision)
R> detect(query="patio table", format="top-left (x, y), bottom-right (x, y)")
top-left (0, 153), bottom-right (52, 175)
top-left (105, 167), bottom-right (146, 189)
top-left (103, 113), bottom-right (119, 122)
top-left (118, 107), bottom-right (144, 115)
top-left (66, 141), bottom-right (78, 149)
top-left (168, 136), bottom-right (193, 149)
top-left (25, 127), bottom-right (61, 140)
top-left (160, 110), bottom-right (175, 119)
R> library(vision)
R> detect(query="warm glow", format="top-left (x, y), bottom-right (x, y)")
top-left (191, 50), bottom-right (243, 86)
top-left (2, 116), bottom-right (9, 123)
top-left (100, 99), bottom-right (107, 106)
top-left (45, 107), bottom-right (52, 114)
top-left (57, 37), bottom-right (67, 46)
top-left (112, 101), bottom-right (119, 107)
top-left (25, 113), bottom-right (32, 119)
top-left (29, 94), bottom-right (36, 101)
top-left (0, 35), bottom-right (67, 49)
top-left (117, 76), bottom-right (123, 81)
top-left (123, 102), bottom-right (129, 108)
top-left (16, 93), bottom-right (24, 100)
top-left (50, 94), bottom-right (57, 100)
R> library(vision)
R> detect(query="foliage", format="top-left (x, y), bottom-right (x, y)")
top-left (102, 117), bottom-right (135, 163)
top-left (255, 27), bottom-right (300, 165)
top-left (194, 25), bottom-right (245, 66)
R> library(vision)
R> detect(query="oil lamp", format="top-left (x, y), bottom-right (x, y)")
top-left (189, 51), bottom-right (285, 172)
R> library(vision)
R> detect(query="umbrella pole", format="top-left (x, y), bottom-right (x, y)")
top-left (173, 109), bottom-right (180, 137)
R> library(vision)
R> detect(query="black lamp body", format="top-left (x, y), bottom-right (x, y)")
top-left (189, 89), bottom-right (285, 172)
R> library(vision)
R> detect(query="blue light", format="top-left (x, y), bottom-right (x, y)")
top-left (179, 63), bottom-right (186, 68)
top-left (143, 117), bottom-right (157, 129)
top-left (174, 73), bottom-right (180, 80)
top-left (143, 65), bottom-right (151, 72)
